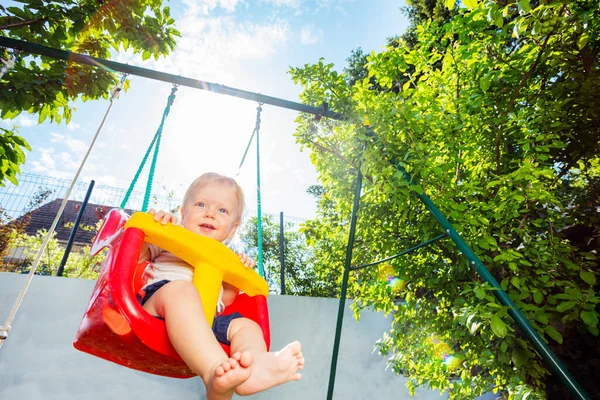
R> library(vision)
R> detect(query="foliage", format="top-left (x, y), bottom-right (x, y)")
top-left (0, 186), bottom-right (53, 267)
top-left (290, 0), bottom-right (600, 398)
top-left (239, 215), bottom-right (338, 297)
top-left (9, 228), bottom-right (104, 279)
top-left (0, 127), bottom-right (30, 186)
top-left (0, 0), bottom-right (180, 185)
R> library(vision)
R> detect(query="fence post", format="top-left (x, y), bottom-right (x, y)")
top-left (279, 211), bottom-right (285, 295)
top-left (56, 180), bottom-right (95, 277)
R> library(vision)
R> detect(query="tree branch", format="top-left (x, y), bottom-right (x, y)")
top-left (0, 17), bottom-right (46, 30)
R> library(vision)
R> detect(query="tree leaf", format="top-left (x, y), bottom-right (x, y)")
top-left (556, 301), bottom-right (576, 312)
top-left (475, 287), bottom-right (486, 299)
top-left (517, 0), bottom-right (531, 13)
top-left (463, 0), bottom-right (478, 10)
top-left (445, 0), bottom-right (455, 10)
top-left (480, 75), bottom-right (491, 93)
top-left (578, 33), bottom-right (589, 50)
top-left (580, 271), bottom-right (596, 286)
top-left (511, 276), bottom-right (520, 289)
top-left (511, 348), bottom-right (528, 367)
top-left (533, 290), bottom-right (543, 304)
top-left (544, 326), bottom-right (563, 344)
top-left (491, 314), bottom-right (507, 338)
top-left (580, 311), bottom-right (599, 327)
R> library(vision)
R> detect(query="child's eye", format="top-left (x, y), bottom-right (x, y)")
top-left (197, 202), bottom-right (205, 208)
top-left (219, 208), bottom-right (228, 214)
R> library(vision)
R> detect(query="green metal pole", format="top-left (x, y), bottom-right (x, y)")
top-left (389, 156), bottom-right (590, 400)
top-left (326, 163), bottom-right (364, 400)
top-left (255, 106), bottom-right (264, 277)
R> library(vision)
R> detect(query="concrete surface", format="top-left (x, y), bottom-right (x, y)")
top-left (0, 272), bottom-right (447, 400)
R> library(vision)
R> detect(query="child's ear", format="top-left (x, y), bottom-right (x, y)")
top-left (227, 223), bottom-right (240, 239)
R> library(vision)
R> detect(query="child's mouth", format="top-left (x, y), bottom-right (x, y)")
top-left (199, 223), bottom-right (216, 231)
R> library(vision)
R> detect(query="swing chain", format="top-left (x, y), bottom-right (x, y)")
top-left (0, 325), bottom-right (11, 346)
top-left (167, 84), bottom-right (178, 106)
top-left (110, 74), bottom-right (128, 100)
top-left (254, 102), bottom-right (263, 131)
top-left (0, 50), bottom-right (18, 80)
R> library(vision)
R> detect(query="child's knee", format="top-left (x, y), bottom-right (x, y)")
top-left (229, 317), bottom-right (261, 335)
top-left (160, 280), bottom-right (201, 302)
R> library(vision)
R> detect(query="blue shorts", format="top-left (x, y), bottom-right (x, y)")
top-left (137, 279), bottom-right (243, 346)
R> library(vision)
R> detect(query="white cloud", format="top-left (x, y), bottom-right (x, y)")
top-left (50, 132), bottom-right (66, 142)
top-left (64, 139), bottom-right (89, 155)
top-left (181, 0), bottom-right (243, 15)
top-left (57, 152), bottom-right (82, 170)
top-left (259, 0), bottom-right (349, 13)
top-left (31, 148), bottom-right (56, 172)
top-left (115, 15), bottom-right (290, 83)
top-left (220, 0), bottom-right (243, 12)
top-left (18, 115), bottom-right (37, 127)
top-left (67, 121), bottom-right (81, 131)
top-left (299, 25), bottom-right (323, 45)
top-left (177, 16), bottom-right (290, 61)
top-left (48, 131), bottom-right (89, 156)
top-left (260, 0), bottom-right (302, 8)
top-left (293, 168), bottom-right (307, 182)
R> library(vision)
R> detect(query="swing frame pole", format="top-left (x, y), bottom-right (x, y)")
top-left (1, 36), bottom-right (589, 400)
top-left (0, 37), bottom-right (344, 121)
top-left (326, 158), bottom-right (363, 400)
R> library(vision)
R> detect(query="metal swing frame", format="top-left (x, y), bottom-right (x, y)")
top-left (0, 36), bottom-right (590, 400)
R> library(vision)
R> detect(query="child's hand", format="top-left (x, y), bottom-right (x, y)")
top-left (148, 208), bottom-right (179, 226)
top-left (237, 252), bottom-right (256, 269)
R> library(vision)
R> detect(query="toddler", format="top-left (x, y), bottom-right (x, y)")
top-left (137, 172), bottom-right (304, 400)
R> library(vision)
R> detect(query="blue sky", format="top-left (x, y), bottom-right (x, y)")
top-left (2, 0), bottom-right (409, 219)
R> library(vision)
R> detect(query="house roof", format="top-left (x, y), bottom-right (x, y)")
top-left (14, 199), bottom-right (134, 244)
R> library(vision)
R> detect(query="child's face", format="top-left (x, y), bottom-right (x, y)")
top-left (180, 181), bottom-right (240, 243)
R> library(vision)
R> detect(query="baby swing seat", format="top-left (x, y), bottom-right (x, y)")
top-left (73, 209), bottom-right (270, 378)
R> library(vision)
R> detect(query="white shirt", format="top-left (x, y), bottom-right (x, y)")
top-left (140, 243), bottom-right (225, 314)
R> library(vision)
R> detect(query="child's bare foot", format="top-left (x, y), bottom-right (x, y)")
top-left (205, 352), bottom-right (253, 400)
top-left (235, 341), bottom-right (304, 396)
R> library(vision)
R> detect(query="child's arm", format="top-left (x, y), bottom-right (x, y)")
top-left (222, 282), bottom-right (239, 307)
top-left (221, 252), bottom-right (256, 307)
top-left (139, 209), bottom-right (175, 262)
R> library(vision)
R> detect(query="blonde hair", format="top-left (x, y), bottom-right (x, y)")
top-left (182, 172), bottom-right (245, 225)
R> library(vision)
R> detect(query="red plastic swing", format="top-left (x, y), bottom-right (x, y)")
top-left (73, 208), bottom-right (271, 378)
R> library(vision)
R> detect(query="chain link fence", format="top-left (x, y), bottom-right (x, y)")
top-left (0, 173), bottom-right (307, 275)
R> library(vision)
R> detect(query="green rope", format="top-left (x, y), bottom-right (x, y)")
top-left (254, 105), bottom-right (264, 278)
top-left (237, 104), bottom-right (265, 278)
top-left (142, 86), bottom-right (177, 211)
top-left (120, 86), bottom-right (178, 210)
top-left (236, 129), bottom-right (256, 174)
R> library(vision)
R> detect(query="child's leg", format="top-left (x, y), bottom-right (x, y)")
top-left (142, 280), bottom-right (252, 400)
top-left (228, 318), bottom-right (305, 396)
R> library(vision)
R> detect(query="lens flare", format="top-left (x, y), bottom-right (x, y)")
top-left (377, 264), bottom-right (408, 294)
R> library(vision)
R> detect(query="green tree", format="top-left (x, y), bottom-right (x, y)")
top-left (0, 186), bottom-right (53, 267)
top-left (290, 0), bottom-right (599, 398)
top-left (0, 0), bottom-right (180, 185)
top-left (240, 215), bottom-right (337, 297)
top-left (10, 228), bottom-right (104, 279)
top-left (0, 126), bottom-right (30, 186)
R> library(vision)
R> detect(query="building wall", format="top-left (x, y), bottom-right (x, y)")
top-left (0, 272), bottom-right (447, 400)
